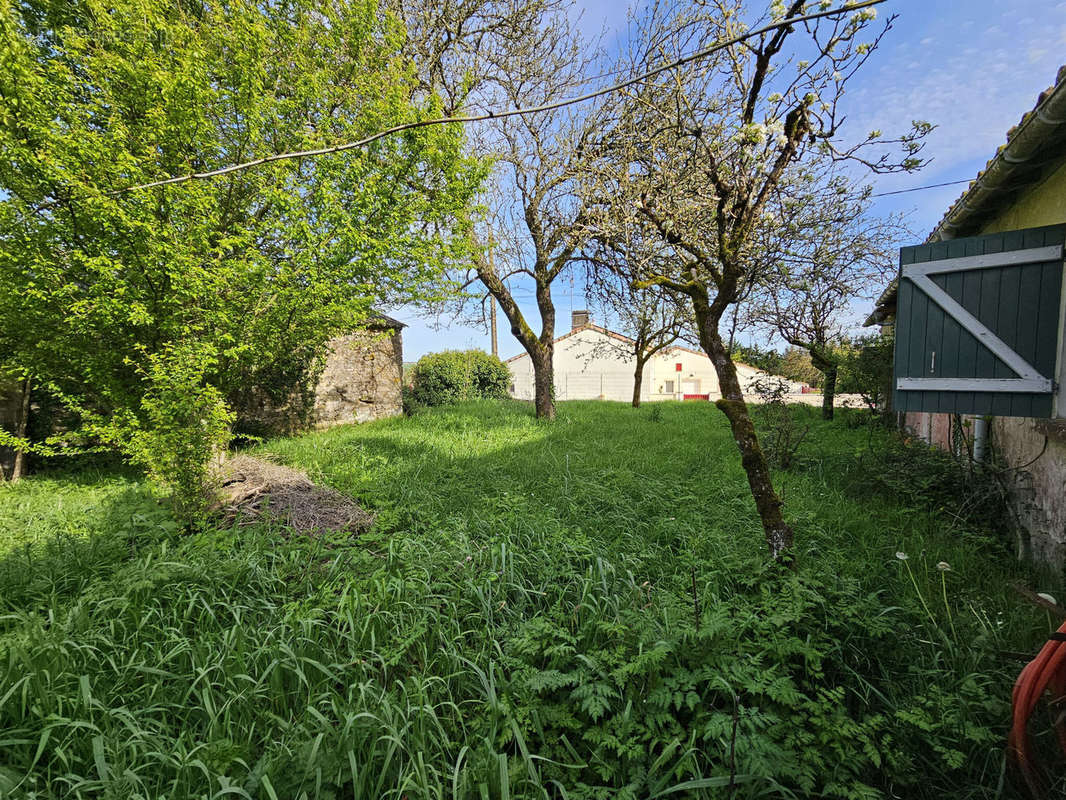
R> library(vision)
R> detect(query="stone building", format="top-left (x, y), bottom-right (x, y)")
top-left (244, 313), bottom-right (406, 433)
top-left (310, 314), bottom-right (405, 428)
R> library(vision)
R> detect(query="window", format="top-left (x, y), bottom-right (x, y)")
top-left (664, 380), bottom-right (674, 394)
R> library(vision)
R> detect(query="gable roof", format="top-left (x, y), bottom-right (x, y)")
top-left (865, 65), bottom-right (1066, 326)
top-left (366, 311), bottom-right (406, 330)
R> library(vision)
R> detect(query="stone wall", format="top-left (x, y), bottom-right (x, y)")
top-left (311, 328), bottom-right (404, 428)
top-left (993, 416), bottom-right (1066, 563)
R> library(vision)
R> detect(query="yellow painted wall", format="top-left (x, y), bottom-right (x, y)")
top-left (979, 156), bottom-right (1066, 234)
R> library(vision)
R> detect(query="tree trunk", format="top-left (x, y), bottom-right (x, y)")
top-left (696, 306), bottom-right (793, 561)
top-left (532, 347), bottom-right (556, 420)
top-left (632, 358), bottom-right (644, 408)
top-left (821, 366), bottom-right (836, 421)
top-left (10, 378), bottom-right (31, 482)
top-left (809, 349), bottom-right (837, 421)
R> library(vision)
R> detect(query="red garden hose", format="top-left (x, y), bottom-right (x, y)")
top-left (1008, 620), bottom-right (1066, 797)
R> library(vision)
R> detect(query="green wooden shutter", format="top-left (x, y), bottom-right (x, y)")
top-left (894, 224), bottom-right (1065, 417)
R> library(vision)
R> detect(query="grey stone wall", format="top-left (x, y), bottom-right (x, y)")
top-left (311, 329), bottom-right (404, 428)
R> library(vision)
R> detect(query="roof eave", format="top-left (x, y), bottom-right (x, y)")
top-left (930, 67), bottom-right (1066, 242)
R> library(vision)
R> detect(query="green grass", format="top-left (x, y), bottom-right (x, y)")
top-left (0, 401), bottom-right (1059, 799)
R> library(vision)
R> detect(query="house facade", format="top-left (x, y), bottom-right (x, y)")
top-left (506, 311), bottom-right (799, 403)
top-left (867, 66), bottom-right (1066, 562)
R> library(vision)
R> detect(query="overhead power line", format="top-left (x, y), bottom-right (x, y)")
top-left (107, 0), bottom-right (885, 196)
top-left (871, 178), bottom-right (971, 197)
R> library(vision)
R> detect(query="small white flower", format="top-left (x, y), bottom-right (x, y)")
top-left (832, 71), bottom-right (843, 81)
top-left (895, 551), bottom-right (908, 561)
top-left (1038, 592), bottom-right (1058, 606)
top-left (936, 562), bottom-right (951, 572)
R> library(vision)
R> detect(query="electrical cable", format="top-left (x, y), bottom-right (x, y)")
top-left (870, 178), bottom-right (971, 197)
top-left (74, 0), bottom-right (886, 198)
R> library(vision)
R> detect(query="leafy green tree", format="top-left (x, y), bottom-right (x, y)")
top-left (0, 0), bottom-right (482, 509)
top-left (839, 331), bottom-right (895, 415)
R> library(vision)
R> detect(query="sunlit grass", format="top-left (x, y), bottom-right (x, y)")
top-left (0, 400), bottom-right (1057, 798)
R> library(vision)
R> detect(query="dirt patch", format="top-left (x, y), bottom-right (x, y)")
top-left (213, 454), bottom-right (374, 537)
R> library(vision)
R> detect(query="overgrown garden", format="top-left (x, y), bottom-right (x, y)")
top-left (1, 401), bottom-right (1058, 798)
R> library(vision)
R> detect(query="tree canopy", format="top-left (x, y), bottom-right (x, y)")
top-left (0, 0), bottom-right (482, 505)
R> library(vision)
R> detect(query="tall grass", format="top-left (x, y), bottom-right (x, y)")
top-left (0, 401), bottom-right (1058, 798)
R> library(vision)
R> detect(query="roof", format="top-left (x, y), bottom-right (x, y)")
top-left (366, 311), bottom-right (405, 330)
top-left (931, 65), bottom-right (1066, 242)
top-left (864, 65), bottom-right (1066, 326)
top-left (504, 322), bottom-right (756, 368)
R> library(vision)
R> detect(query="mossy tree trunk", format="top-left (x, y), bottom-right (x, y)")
top-left (694, 295), bottom-right (793, 561)
top-left (810, 349), bottom-right (838, 421)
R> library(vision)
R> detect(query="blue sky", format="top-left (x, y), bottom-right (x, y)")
top-left (399, 0), bottom-right (1066, 361)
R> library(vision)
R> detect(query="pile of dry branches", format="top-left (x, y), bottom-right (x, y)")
top-left (213, 454), bottom-right (374, 537)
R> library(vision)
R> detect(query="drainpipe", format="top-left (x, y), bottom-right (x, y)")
top-left (973, 416), bottom-right (990, 463)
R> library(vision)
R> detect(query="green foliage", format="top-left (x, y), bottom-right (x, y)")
top-left (121, 343), bottom-right (234, 518)
top-left (839, 333), bottom-right (895, 413)
top-left (749, 376), bottom-right (809, 469)
top-left (779, 346), bottom-right (824, 388)
top-left (0, 0), bottom-right (482, 506)
top-left (1, 402), bottom-right (1058, 798)
top-left (838, 421), bottom-right (1014, 542)
top-left (410, 349), bottom-right (511, 406)
top-left (731, 342), bottom-right (784, 376)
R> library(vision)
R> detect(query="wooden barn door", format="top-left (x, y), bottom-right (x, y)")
top-left (894, 224), bottom-right (1065, 418)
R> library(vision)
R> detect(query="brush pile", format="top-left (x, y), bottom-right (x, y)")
top-left (213, 454), bottom-right (373, 536)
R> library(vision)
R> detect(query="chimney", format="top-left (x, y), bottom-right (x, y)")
top-left (571, 309), bottom-right (590, 330)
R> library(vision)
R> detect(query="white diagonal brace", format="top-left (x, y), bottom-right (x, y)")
top-left (903, 271), bottom-right (1052, 391)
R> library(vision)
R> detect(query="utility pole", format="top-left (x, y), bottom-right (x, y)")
top-left (489, 232), bottom-right (499, 357)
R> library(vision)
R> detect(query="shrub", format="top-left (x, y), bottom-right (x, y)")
top-left (749, 374), bottom-right (809, 469)
top-left (410, 350), bottom-right (510, 406)
top-left (121, 344), bottom-right (234, 520)
top-left (839, 332), bottom-right (895, 415)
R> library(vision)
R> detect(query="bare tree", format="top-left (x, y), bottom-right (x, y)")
top-left (750, 172), bottom-right (904, 419)
top-left (587, 279), bottom-right (692, 407)
top-left (583, 0), bottom-right (928, 560)
top-left (458, 5), bottom-right (599, 420)
top-left (382, 0), bottom-right (601, 420)
top-left (584, 231), bottom-right (694, 407)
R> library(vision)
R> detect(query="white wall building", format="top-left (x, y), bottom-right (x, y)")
top-left (506, 311), bottom-right (804, 402)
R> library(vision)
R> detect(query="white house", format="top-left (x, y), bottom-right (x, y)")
top-left (506, 311), bottom-right (802, 402)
